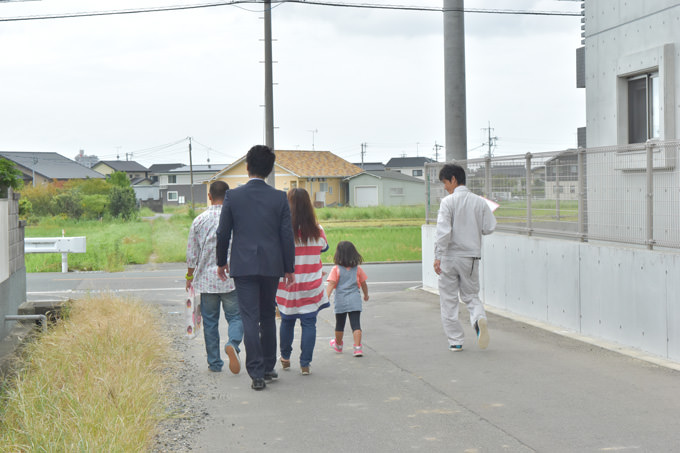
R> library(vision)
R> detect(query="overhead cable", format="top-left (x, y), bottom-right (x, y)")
top-left (0, 0), bottom-right (581, 22)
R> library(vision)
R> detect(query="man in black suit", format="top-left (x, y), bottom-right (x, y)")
top-left (216, 145), bottom-right (296, 391)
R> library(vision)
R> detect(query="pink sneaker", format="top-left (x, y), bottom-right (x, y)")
top-left (330, 339), bottom-right (343, 353)
top-left (353, 345), bottom-right (363, 357)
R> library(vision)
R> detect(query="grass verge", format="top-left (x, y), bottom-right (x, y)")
top-left (25, 219), bottom-right (153, 272)
top-left (0, 295), bottom-right (172, 451)
top-left (24, 206), bottom-right (427, 272)
top-left (323, 226), bottom-right (422, 263)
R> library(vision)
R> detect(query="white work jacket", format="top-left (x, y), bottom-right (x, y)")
top-left (434, 186), bottom-right (496, 260)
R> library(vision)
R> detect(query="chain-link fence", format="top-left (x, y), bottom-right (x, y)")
top-left (425, 140), bottom-right (680, 250)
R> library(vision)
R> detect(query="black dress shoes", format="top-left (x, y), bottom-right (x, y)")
top-left (251, 378), bottom-right (266, 391)
top-left (264, 370), bottom-right (278, 381)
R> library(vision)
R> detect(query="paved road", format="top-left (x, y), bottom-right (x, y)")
top-left (26, 264), bottom-right (680, 452)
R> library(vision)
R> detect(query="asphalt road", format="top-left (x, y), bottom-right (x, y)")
top-left (26, 263), bottom-right (680, 452)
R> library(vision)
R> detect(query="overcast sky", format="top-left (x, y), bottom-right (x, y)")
top-left (0, 0), bottom-right (584, 168)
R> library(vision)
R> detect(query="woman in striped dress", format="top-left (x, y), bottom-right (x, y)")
top-left (276, 188), bottom-right (329, 375)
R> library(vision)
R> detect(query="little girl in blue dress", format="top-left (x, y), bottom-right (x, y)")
top-left (325, 241), bottom-right (369, 357)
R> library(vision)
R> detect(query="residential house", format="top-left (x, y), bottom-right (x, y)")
top-left (352, 162), bottom-right (386, 172)
top-left (385, 156), bottom-right (434, 180)
top-left (579, 0), bottom-right (680, 242)
top-left (92, 160), bottom-right (149, 182)
top-left (148, 163), bottom-right (184, 184)
top-left (159, 164), bottom-right (227, 206)
top-left (0, 151), bottom-right (105, 186)
top-left (210, 150), bottom-right (362, 207)
top-left (344, 170), bottom-right (424, 207)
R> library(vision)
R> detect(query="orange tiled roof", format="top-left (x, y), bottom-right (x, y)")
top-left (275, 150), bottom-right (363, 178)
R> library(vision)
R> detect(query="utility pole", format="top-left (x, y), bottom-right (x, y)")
top-left (32, 155), bottom-right (38, 187)
top-left (188, 137), bottom-right (195, 211)
top-left (360, 142), bottom-right (367, 168)
top-left (263, 0), bottom-right (276, 187)
top-left (444, 0), bottom-right (468, 162)
top-left (433, 142), bottom-right (443, 162)
top-left (481, 121), bottom-right (498, 158)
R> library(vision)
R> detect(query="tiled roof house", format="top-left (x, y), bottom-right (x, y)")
top-left (92, 160), bottom-right (149, 182)
top-left (211, 150), bottom-right (362, 207)
top-left (0, 151), bottom-right (105, 186)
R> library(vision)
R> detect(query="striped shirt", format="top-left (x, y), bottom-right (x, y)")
top-left (186, 205), bottom-right (236, 294)
top-left (276, 226), bottom-right (329, 318)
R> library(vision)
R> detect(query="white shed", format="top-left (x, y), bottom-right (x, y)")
top-left (345, 170), bottom-right (424, 207)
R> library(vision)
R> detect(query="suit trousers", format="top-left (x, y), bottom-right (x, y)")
top-left (437, 256), bottom-right (487, 346)
top-left (233, 275), bottom-right (279, 379)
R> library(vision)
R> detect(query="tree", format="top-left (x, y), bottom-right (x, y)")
top-left (108, 171), bottom-right (131, 188)
top-left (0, 158), bottom-right (24, 197)
top-left (109, 185), bottom-right (137, 219)
top-left (67, 178), bottom-right (111, 195)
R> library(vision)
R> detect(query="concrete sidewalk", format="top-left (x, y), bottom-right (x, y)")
top-left (169, 287), bottom-right (680, 453)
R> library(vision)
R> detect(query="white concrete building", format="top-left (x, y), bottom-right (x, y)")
top-left (581, 0), bottom-right (680, 247)
top-left (420, 1), bottom-right (680, 364)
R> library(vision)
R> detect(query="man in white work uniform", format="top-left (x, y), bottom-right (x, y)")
top-left (433, 163), bottom-right (496, 351)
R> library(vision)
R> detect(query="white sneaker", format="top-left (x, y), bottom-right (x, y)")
top-left (476, 318), bottom-right (490, 350)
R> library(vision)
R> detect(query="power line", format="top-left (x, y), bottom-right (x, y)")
top-left (0, 0), bottom-right (581, 22)
top-left (279, 1), bottom-right (580, 16)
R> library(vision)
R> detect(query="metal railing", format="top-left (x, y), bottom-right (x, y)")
top-left (425, 140), bottom-right (680, 250)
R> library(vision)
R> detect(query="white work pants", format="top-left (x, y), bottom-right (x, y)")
top-left (438, 256), bottom-right (487, 346)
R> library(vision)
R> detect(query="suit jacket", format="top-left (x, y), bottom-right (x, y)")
top-left (216, 179), bottom-right (295, 278)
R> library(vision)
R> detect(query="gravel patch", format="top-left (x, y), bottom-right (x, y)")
top-left (151, 309), bottom-right (209, 452)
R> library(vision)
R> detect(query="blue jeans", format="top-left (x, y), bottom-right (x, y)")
top-left (280, 315), bottom-right (317, 368)
top-left (201, 291), bottom-right (243, 371)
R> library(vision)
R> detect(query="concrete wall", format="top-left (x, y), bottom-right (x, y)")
top-left (0, 190), bottom-right (27, 341)
top-left (160, 185), bottom-right (208, 205)
top-left (133, 185), bottom-right (160, 201)
top-left (422, 226), bottom-right (680, 362)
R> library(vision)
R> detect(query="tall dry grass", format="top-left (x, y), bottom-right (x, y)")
top-left (0, 295), bottom-right (172, 452)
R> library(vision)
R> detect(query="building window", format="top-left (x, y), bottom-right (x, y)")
top-left (168, 175), bottom-right (177, 184)
top-left (389, 187), bottom-right (404, 196)
top-left (167, 191), bottom-right (178, 201)
top-left (628, 72), bottom-right (659, 144)
top-left (319, 182), bottom-right (328, 192)
top-left (412, 169), bottom-right (423, 177)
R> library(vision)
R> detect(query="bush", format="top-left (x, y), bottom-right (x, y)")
top-left (20, 184), bottom-right (60, 216)
top-left (109, 186), bottom-right (137, 219)
top-left (81, 194), bottom-right (109, 219)
top-left (50, 191), bottom-right (84, 219)
top-left (18, 198), bottom-right (33, 218)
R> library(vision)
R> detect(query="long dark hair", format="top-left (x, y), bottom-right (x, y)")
top-left (288, 188), bottom-right (321, 244)
top-left (333, 241), bottom-right (363, 268)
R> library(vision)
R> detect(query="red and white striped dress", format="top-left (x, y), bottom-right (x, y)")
top-left (276, 226), bottom-right (330, 319)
